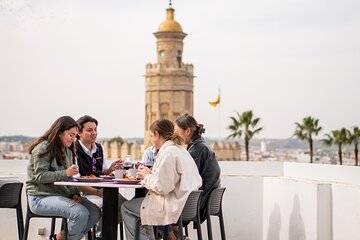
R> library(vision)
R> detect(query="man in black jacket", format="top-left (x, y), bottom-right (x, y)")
top-left (76, 115), bottom-right (127, 239)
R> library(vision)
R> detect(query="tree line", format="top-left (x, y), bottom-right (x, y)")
top-left (227, 111), bottom-right (360, 165)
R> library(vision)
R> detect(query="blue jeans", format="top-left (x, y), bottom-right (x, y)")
top-left (29, 195), bottom-right (101, 240)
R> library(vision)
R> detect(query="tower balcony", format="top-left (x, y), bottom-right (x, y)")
top-left (145, 62), bottom-right (194, 74)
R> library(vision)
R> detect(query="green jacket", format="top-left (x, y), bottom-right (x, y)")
top-left (26, 141), bottom-right (79, 197)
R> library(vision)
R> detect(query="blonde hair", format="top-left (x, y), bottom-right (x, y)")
top-left (150, 119), bottom-right (184, 145)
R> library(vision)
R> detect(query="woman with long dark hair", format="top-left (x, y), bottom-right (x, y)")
top-left (26, 116), bottom-right (101, 240)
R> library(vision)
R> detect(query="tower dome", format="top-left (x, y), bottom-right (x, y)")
top-left (157, 8), bottom-right (183, 32)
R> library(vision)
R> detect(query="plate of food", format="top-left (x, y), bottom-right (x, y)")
top-left (112, 177), bottom-right (141, 184)
top-left (99, 175), bottom-right (115, 179)
top-left (74, 175), bottom-right (102, 182)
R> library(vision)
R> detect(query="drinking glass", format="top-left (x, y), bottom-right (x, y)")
top-left (123, 155), bottom-right (133, 170)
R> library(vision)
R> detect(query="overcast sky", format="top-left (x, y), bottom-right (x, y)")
top-left (0, 0), bottom-right (359, 140)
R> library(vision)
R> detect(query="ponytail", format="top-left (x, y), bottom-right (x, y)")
top-left (170, 132), bottom-right (184, 146)
top-left (150, 119), bottom-right (184, 146)
top-left (175, 114), bottom-right (206, 139)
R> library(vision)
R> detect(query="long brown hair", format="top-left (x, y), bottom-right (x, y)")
top-left (150, 119), bottom-right (184, 145)
top-left (175, 113), bottom-right (205, 141)
top-left (28, 116), bottom-right (78, 166)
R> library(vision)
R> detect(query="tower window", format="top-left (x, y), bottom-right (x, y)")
top-left (177, 51), bottom-right (182, 67)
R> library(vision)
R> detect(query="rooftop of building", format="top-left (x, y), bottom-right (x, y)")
top-left (1, 160), bottom-right (360, 239)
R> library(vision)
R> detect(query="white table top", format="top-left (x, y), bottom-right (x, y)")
top-left (0, 175), bottom-right (19, 180)
top-left (54, 180), bottom-right (144, 188)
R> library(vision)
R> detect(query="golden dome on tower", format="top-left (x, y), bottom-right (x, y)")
top-left (157, 7), bottom-right (183, 32)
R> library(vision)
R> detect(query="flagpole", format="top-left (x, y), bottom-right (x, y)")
top-left (218, 86), bottom-right (221, 139)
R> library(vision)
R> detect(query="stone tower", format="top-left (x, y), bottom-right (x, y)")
top-left (144, 5), bottom-right (194, 147)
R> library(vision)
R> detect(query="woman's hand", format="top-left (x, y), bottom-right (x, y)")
top-left (137, 165), bottom-right (151, 179)
top-left (72, 194), bottom-right (81, 202)
top-left (68, 194), bottom-right (81, 207)
top-left (66, 164), bottom-right (79, 177)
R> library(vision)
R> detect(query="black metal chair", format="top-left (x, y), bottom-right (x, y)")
top-left (155, 190), bottom-right (203, 240)
top-left (23, 195), bottom-right (68, 240)
top-left (0, 182), bottom-right (24, 240)
top-left (178, 190), bottom-right (203, 240)
top-left (23, 194), bottom-right (97, 240)
top-left (206, 187), bottom-right (226, 240)
top-left (136, 190), bottom-right (203, 240)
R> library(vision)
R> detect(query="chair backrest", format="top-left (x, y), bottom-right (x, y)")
top-left (207, 187), bottom-right (226, 216)
top-left (0, 182), bottom-right (23, 208)
top-left (181, 190), bottom-right (202, 222)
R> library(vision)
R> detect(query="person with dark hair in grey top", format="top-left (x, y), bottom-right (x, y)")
top-left (175, 113), bottom-right (221, 223)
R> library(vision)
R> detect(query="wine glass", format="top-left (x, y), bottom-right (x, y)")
top-left (123, 155), bottom-right (133, 170)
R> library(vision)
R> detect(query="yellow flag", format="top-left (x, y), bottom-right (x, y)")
top-left (209, 95), bottom-right (220, 107)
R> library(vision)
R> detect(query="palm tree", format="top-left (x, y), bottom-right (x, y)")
top-left (348, 127), bottom-right (360, 166)
top-left (227, 110), bottom-right (263, 161)
top-left (323, 128), bottom-right (349, 165)
top-left (293, 116), bottom-right (322, 163)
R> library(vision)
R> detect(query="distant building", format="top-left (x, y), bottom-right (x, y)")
top-left (260, 140), bottom-right (267, 153)
top-left (209, 141), bottom-right (241, 161)
top-left (102, 140), bottom-right (143, 161)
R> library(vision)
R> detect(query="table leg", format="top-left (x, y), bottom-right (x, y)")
top-left (102, 188), bottom-right (119, 240)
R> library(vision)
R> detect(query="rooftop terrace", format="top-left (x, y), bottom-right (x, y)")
top-left (1, 160), bottom-right (359, 240)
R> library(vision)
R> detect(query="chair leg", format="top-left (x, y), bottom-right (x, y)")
top-left (153, 226), bottom-right (159, 240)
top-left (16, 206), bottom-right (24, 240)
top-left (177, 217), bottom-right (184, 240)
top-left (119, 222), bottom-right (124, 240)
top-left (62, 218), bottom-right (68, 240)
top-left (87, 230), bottom-right (92, 240)
top-left (195, 220), bottom-right (202, 240)
top-left (50, 218), bottom-right (56, 236)
top-left (207, 215), bottom-right (213, 240)
top-left (219, 213), bottom-right (226, 240)
top-left (92, 225), bottom-right (96, 240)
top-left (23, 214), bottom-right (31, 240)
top-left (185, 225), bottom-right (189, 237)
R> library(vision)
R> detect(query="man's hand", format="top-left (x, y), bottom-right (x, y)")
top-left (110, 159), bottom-right (123, 171)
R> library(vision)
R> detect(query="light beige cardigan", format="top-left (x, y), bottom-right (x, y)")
top-left (140, 140), bottom-right (202, 225)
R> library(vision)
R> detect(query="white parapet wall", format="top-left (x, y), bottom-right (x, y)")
top-left (2, 160), bottom-right (360, 240)
top-left (263, 177), bottom-right (332, 240)
top-left (332, 183), bottom-right (360, 240)
top-left (283, 162), bottom-right (360, 184)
